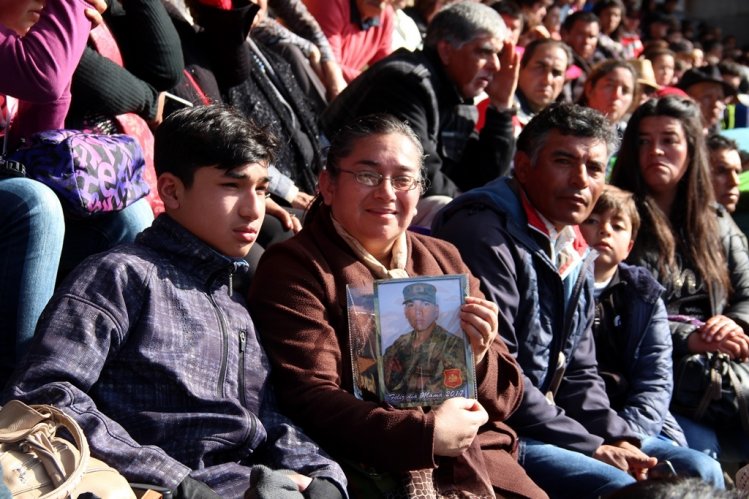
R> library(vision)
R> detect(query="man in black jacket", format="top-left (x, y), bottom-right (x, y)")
top-left (322, 1), bottom-right (519, 225)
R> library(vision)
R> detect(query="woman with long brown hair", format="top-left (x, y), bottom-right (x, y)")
top-left (611, 95), bottom-right (749, 462)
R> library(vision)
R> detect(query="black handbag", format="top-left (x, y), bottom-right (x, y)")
top-left (671, 352), bottom-right (749, 433)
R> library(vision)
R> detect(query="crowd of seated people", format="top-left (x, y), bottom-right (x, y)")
top-left (5, 0), bottom-right (749, 497)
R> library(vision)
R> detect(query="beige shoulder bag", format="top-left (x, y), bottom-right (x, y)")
top-left (0, 400), bottom-right (135, 499)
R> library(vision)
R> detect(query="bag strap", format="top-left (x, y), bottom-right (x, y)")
top-left (544, 352), bottom-right (566, 404)
top-left (0, 399), bottom-right (51, 441)
top-left (35, 404), bottom-right (91, 499)
top-left (725, 363), bottom-right (749, 435)
top-left (0, 401), bottom-right (91, 499)
top-left (694, 354), bottom-right (723, 420)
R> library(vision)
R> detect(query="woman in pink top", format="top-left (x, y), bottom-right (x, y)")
top-left (0, 0), bottom-right (153, 386)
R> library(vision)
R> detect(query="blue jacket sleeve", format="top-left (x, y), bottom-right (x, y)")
top-left (554, 314), bottom-right (640, 447)
top-left (619, 297), bottom-right (673, 437)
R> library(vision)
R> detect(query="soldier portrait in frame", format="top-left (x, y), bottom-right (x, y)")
top-left (374, 275), bottom-right (476, 407)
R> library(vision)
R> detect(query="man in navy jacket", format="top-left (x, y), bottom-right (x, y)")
top-left (433, 103), bottom-right (656, 499)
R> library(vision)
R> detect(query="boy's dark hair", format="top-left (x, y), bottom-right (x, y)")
top-left (591, 185), bottom-right (641, 241)
top-left (154, 105), bottom-right (277, 187)
top-left (516, 103), bottom-right (619, 164)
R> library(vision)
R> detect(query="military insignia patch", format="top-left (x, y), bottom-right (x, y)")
top-left (443, 368), bottom-right (463, 388)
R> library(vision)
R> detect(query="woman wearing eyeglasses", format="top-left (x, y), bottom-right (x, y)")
top-left (248, 114), bottom-right (545, 498)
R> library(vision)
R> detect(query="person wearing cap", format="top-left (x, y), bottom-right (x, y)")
top-left (677, 64), bottom-right (737, 134)
top-left (383, 282), bottom-right (469, 396)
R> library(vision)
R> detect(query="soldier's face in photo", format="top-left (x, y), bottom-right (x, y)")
top-left (404, 299), bottom-right (439, 333)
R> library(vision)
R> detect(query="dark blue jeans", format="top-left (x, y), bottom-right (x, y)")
top-left (0, 179), bottom-right (63, 382)
top-left (675, 413), bottom-right (749, 464)
top-left (640, 434), bottom-right (724, 488)
top-left (0, 178), bottom-right (153, 384)
top-left (518, 438), bottom-right (635, 499)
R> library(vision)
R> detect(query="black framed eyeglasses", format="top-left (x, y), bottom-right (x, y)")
top-left (336, 168), bottom-right (422, 191)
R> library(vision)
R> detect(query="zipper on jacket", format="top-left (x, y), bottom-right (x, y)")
top-left (207, 272), bottom-right (230, 398)
top-left (553, 253), bottom-right (596, 385)
top-left (238, 329), bottom-right (247, 407)
top-left (540, 250), bottom-right (594, 394)
top-left (561, 254), bottom-right (595, 339)
top-left (236, 328), bottom-right (259, 447)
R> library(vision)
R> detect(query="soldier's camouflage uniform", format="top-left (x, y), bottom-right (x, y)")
top-left (383, 325), bottom-right (467, 395)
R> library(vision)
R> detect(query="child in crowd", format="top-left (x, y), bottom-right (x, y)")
top-left (4, 105), bottom-right (345, 499)
top-left (579, 185), bottom-right (725, 486)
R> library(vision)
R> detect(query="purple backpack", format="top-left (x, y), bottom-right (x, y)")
top-left (11, 130), bottom-right (150, 217)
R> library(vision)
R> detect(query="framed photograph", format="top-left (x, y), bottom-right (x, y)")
top-left (373, 275), bottom-right (476, 408)
top-left (346, 284), bottom-right (379, 401)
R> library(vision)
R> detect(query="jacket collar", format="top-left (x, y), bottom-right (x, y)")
top-left (616, 262), bottom-right (665, 304)
top-left (434, 177), bottom-right (590, 269)
top-left (422, 48), bottom-right (472, 107)
top-left (137, 214), bottom-right (249, 286)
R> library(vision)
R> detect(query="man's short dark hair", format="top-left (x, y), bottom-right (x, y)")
top-left (592, 0), bottom-right (625, 18)
top-left (707, 133), bottom-right (739, 154)
top-left (154, 105), bottom-right (277, 187)
top-left (516, 103), bottom-right (619, 163)
top-left (520, 39), bottom-right (573, 69)
top-left (490, 0), bottom-right (522, 21)
top-left (561, 11), bottom-right (599, 34)
top-left (515, 0), bottom-right (544, 7)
